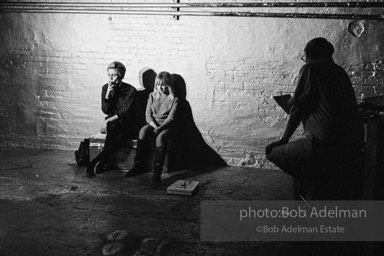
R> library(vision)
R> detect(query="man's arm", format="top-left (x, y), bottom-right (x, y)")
top-left (281, 106), bottom-right (304, 142)
top-left (265, 106), bottom-right (304, 154)
top-left (115, 86), bottom-right (136, 121)
top-left (266, 65), bottom-right (312, 154)
top-left (100, 114), bottom-right (118, 134)
top-left (101, 83), bottom-right (116, 115)
top-left (282, 65), bottom-right (314, 141)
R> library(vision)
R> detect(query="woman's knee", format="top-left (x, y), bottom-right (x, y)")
top-left (139, 125), bottom-right (154, 140)
top-left (155, 134), bottom-right (167, 147)
top-left (155, 129), bottom-right (176, 147)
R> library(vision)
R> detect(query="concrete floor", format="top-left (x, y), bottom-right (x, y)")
top-left (0, 148), bottom-right (380, 256)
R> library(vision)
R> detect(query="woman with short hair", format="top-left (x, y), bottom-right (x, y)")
top-left (86, 61), bottom-right (136, 176)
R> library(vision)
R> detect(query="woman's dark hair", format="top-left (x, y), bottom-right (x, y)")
top-left (107, 61), bottom-right (126, 80)
top-left (304, 37), bottom-right (334, 60)
top-left (171, 74), bottom-right (187, 99)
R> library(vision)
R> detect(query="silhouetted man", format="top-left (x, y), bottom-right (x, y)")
top-left (266, 38), bottom-right (364, 199)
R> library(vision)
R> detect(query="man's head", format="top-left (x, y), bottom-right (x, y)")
top-left (304, 37), bottom-right (334, 61)
top-left (107, 61), bottom-right (126, 83)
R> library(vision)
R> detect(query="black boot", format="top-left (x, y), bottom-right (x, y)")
top-left (86, 163), bottom-right (96, 177)
top-left (87, 150), bottom-right (105, 177)
top-left (125, 140), bottom-right (150, 177)
top-left (86, 161), bottom-right (106, 177)
top-left (164, 142), bottom-right (180, 173)
top-left (95, 161), bottom-right (108, 175)
top-left (152, 146), bottom-right (166, 188)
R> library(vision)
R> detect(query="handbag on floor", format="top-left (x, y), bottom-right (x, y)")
top-left (75, 138), bottom-right (90, 166)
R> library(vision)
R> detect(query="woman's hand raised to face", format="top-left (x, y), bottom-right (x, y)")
top-left (106, 69), bottom-right (119, 99)
top-left (105, 81), bottom-right (115, 100)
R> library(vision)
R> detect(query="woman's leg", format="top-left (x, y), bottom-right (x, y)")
top-left (152, 129), bottom-right (179, 186)
top-left (155, 129), bottom-right (178, 148)
top-left (126, 125), bottom-right (154, 177)
top-left (139, 124), bottom-right (155, 141)
top-left (87, 122), bottom-right (126, 176)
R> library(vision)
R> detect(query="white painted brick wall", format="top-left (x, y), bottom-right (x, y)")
top-left (0, 1), bottom-right (383, 166)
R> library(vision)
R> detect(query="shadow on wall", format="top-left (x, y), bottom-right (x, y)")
top-left (139, 67), bottom-right (157, 92)
top-left (171, 73), bottom-right (227, 168)
top-left (134, 67), bottom-right (157, 136)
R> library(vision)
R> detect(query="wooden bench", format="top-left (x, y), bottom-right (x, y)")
top-left (89, 133), bottom-right (179, 172)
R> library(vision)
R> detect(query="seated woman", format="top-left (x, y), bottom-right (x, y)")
top-left (125, 71), bottom-right (180, 187)
top-left (86, 61), bottom-right (136, 176)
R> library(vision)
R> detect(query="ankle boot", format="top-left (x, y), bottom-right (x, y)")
top-left (86, 163), bottom-right (96, 177)
top-left (95, 161), bottom-right (107, 175)
top-left (152, 146), bottom-right (166, 188)
top-left (126, 140), bottom-right (150, 177)
top-left (164, 143), bottom-right (180, 173)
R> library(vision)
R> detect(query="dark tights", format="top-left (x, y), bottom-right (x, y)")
top-left (89, 122), bottom-right (132, 168)
top-left (139, 124), bottom-right (178, 147)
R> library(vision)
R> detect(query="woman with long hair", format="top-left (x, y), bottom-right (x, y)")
top-left (125, 71), bottom-right (180, 187)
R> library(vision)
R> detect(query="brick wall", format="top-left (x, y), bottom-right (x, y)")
top-left (1, 1), bottom-right (383, 166)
